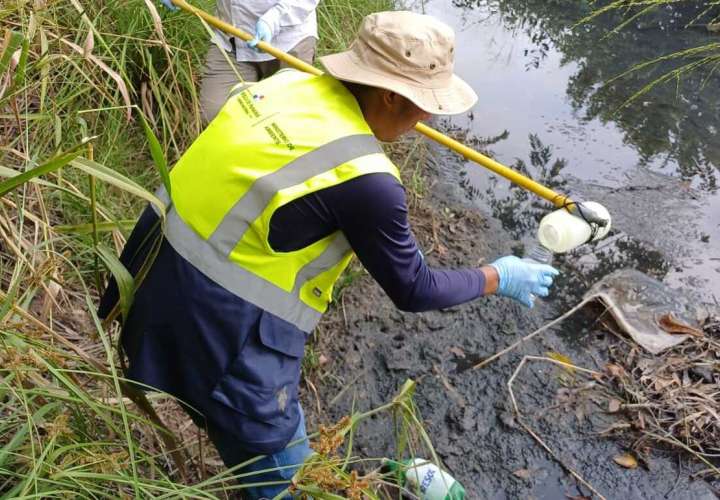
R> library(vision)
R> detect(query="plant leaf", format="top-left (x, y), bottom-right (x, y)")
top-left (95, 244), bottom-right (134, 320)
top-left (0, 141), bottom-right (88, 197)
top-left (657, 313), bottom-right (703, 337)
top-left (54, 220), bottom-right (136, 235)
top-left (0, 262), bottom-right (24, 324)
top-left (83, 29), bottom-right (94, 58)
top-left (70, 157), bottom-right (166, 216)
top-left (137, 110), bottom-right (171, 197)
top-left (0, 30), bottom-right (23, 76)
top-left (12, 36), bottom-right (29, 88)
top-left (58, 37), bottom-right (132, 120)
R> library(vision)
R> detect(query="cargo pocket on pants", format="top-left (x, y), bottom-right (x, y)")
top-left (210, 311), bottom-right (306, 427)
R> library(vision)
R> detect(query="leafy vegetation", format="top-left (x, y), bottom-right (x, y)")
top-left (0, 0), bottom-right (457, 497)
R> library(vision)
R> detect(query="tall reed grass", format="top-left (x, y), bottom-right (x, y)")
top-left (0, 0), bottom-right (451, 497)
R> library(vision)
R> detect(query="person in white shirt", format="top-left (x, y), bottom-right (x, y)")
top-left (162, 0), bottom-right (319, 122)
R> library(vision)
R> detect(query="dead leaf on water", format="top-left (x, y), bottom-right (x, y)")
top-left (613, 453), bottom-right (638, 469)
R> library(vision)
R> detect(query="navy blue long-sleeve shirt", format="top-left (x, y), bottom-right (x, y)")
top-left (269, 172), bottom-right (485, 311)
top-left (101, 172), bottom-right (485, 319)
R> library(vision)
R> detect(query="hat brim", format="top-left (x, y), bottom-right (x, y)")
top-left (320, 51), bottom-right (477, 115)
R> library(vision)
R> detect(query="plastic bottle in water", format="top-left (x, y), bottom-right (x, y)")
top-left (384, 458), bottom-right (465, 500)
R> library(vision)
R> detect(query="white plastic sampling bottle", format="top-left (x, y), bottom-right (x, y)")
top-left (384, 458), bottom-right (465, 500)
top-left (523, 201), bottom-right (612, 298)
top-left (537, 201), bottom-right (612, 253)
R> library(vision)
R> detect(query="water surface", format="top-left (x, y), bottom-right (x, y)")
top-left (414, 0), bottom-right (720, 303)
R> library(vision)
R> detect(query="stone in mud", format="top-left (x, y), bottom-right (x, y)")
top-left (583, 269), bottom-right (711, 354)
top-left (446, 405), bottom-right (477, 433)
top-left (383, 347), bottom-right (414, 371)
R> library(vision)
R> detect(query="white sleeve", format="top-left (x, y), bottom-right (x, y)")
top-left (259, 0), bottom-right (320, 34)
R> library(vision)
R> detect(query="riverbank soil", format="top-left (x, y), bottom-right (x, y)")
top-left (302, 137), bottom-right (719, 499)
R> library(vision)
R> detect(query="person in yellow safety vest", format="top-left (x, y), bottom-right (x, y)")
top-left (99, 10), bottom-right (559, 499)
top-left (161, 0), bottom-right (319, 122)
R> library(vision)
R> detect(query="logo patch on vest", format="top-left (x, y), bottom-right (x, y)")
top-left (264, 122), bottom-right (295, 151)
top-left (237, 91), bottom-right (261, 119)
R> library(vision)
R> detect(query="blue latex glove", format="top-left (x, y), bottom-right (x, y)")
top-left (490, 255), bottom-right (559, 308)
top-left (247, 19), bottom-right (273, 50)
top-left (160, 0), bottom-right (178, 11)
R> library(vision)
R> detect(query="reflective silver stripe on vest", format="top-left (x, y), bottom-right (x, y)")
top-left (208, 134), bottom-right (382, 257)
top-left (151, 134), bottom-right (380, 332)
top-left (162, 205), bottom-right (325, 332)
top-left (156, 184), bottom-right (171, 207)
top-left (293, 233), bottom-right (351, 294)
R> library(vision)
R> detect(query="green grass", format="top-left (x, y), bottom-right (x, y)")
top-left (0, 0), bottom-right (452, 497)
top-left (317, 0), bottom-right (394, 55)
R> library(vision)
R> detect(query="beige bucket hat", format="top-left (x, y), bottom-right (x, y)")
top-left (320, 11), bottom-right (477, 115)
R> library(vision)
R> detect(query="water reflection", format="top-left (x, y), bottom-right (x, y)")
top-left (452, 0), bottom-right (720, 191)
top-left (445, 126), bottom-right (674, 309)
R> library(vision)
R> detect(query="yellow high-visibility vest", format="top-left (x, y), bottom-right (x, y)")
top-left (157, 70), bottom-right (400, 332)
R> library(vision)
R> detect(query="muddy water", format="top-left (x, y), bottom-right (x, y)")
top-left (311, 2), bottom-right (719, 499)
top-left (418, 0), bottom-right (720, 304)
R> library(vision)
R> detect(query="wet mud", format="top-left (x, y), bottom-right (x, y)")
top-left (303, 1), bottom-right (720, 496)
top-left (303, 160), bottom-right (719, 499)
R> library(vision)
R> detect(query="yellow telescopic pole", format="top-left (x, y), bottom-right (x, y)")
top-left (171, 0), bottom-right (572, 208)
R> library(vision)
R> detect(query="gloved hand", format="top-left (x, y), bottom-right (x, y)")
top-left (490, 255), bottom-right (559, 308)
top-left (247, 19), bottom-right (274, 50)
top-left (160, 0), bottom-right (178, 11)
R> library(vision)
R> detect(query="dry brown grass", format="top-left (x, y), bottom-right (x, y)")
top-left (596, 315), bottom-right (720, 478)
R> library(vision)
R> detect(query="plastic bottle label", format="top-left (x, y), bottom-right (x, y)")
top-left (407, 461), bottom-right (457, 499)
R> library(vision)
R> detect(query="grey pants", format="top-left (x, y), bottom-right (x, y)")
top-left (199, 37), bottom-right (317, 123)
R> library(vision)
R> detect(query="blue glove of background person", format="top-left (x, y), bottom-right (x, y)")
top-left (248, 19), bottom-right (273, 50)
top-left (490, 255), bottom-right (559, 308)
top-left (160, 0), bottom-right (178, 11)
